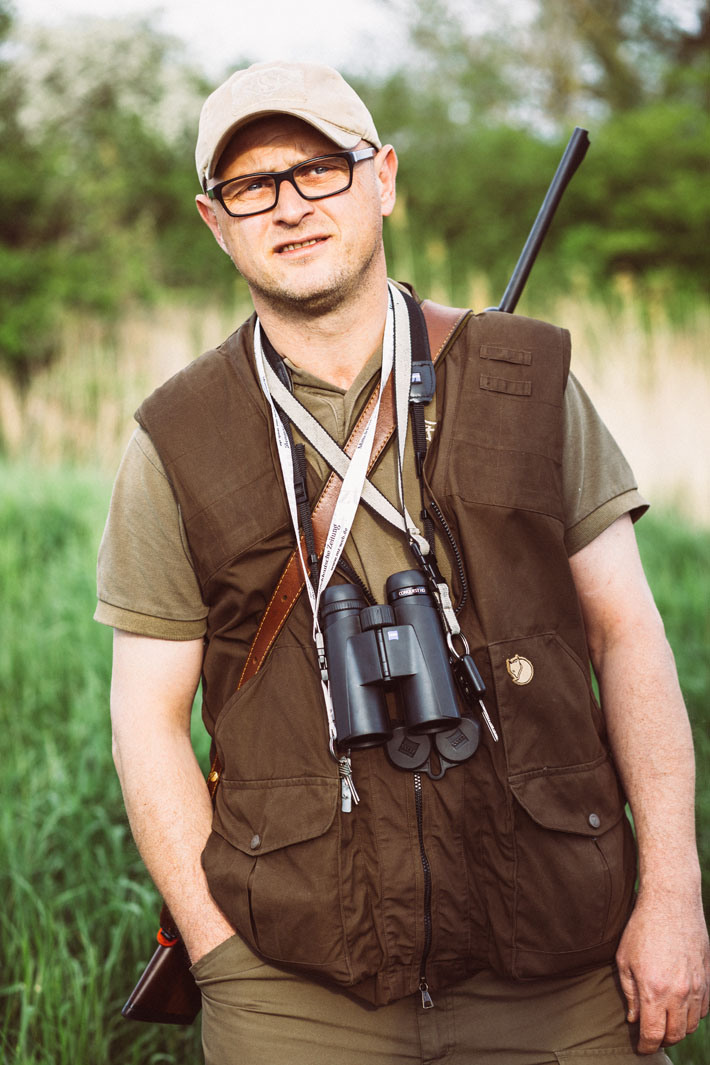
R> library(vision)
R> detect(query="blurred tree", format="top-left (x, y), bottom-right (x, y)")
top-left (559, 100), bottom-right (710, 286)
top-left (363, 0), bottom-right (709, 301)
top-left (380, 0), bottom-right (708, 126)
top-left (524, 0), bottom-right (709, 123)
top-left (0, 1), bottom-right (707, 377)
top-left (0, 1), bottom-right (58, 378)
top-left (0, 13), bottom-right (237, 378)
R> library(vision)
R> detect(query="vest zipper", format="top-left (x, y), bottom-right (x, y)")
top-left (336, 556), bottom-right (375, 605)
top-left (428, 497), bottom-right (468, 616)
top-left (413, 771), bottom-right (435, 1009)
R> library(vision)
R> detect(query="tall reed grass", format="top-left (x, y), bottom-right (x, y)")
top-left (0, 466), bottom-right (205, 1063)
top-left (1, 283), bottom-right (708, 523)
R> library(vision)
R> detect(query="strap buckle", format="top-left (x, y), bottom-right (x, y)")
top-left (410, 361), bottom-right (436, 404)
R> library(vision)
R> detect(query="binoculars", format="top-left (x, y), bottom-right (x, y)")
top-left (320, 570), bottom-right (463, 749)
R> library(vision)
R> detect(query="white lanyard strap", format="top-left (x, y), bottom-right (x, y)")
top-left (262, 286), bottom-right (429, 553)
top-left (255, 324), bottom-right (384, 616)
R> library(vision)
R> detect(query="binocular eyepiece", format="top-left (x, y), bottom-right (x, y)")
top-left (320, 570), bottom-right (462, 749)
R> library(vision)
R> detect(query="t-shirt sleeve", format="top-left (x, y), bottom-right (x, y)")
top-left (562, 373), bottom-right (649, 556)
top-left (94, 427), bottom-right (209, 639)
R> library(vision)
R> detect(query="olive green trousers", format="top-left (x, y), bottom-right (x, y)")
top-left (191, 934), bottom-right (672, 1065)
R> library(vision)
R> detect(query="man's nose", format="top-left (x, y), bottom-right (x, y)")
top-left (272, 177), bottom-right (315, 224)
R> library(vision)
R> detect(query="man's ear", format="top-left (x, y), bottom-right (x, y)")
top-left (375, 145), bottom-right (398, 218)
top-left (196, 195), bottom-right (230, 254)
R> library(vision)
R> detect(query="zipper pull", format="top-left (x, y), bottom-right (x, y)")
top-left (419, 977), bottom-right (435, 1009)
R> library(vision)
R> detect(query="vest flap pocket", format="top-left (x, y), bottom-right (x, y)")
top-left (488, 634), bottom-right (606, 774)
top-left (501, 756), bottom-right (635, 962)
top-left (509, 757), bottom-right (625, 837)
top-left (213, 776), bottom-right (339, 855)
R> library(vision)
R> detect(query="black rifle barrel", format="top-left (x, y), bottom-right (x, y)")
top-left (496, 126), bottom-right (590, 314)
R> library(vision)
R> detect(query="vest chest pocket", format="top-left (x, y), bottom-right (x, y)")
top-left (448, 392), bottom-right (563, 516)
top-left (488, 633), bottom-right (606, 775)
top-left (445, 336), bottom-right (565, 516)
top-left (505, 757), bottom-right (636, 974)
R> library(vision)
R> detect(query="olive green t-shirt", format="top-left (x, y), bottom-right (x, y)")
top-left (95, 351), bottom-right (647, 640)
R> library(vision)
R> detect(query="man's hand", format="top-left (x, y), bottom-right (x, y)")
top-left (616, 888), bottom-right (710, 1053)
top-left (183, 923), bottom-right (236, 967)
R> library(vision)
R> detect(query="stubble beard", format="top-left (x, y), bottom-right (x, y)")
top-left (240, 237), bottom-right (384, 321)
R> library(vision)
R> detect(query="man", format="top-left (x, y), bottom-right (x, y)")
top-left (98, 61), bottom-right (708, 1064)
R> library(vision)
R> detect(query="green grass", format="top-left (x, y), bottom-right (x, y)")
top-left (0, 463), bottom-right (707, 1063)
top-left (0, 464), bottom-right (204, 1063)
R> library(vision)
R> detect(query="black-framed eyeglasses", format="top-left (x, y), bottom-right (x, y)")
top-left (206, 147), bottom-right (377, 218)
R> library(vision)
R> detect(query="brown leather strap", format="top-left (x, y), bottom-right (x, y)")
top-left (237, 299), bottom-right (470, 691)
top-left (421, 299), bottom-right (471, 361)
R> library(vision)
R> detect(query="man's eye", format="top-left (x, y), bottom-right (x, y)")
top-left (223, 176), bottom-right (273, 202)
top-left (304, 163), bottom-right (334, 177)
top-left (244, 178), bottom-right (269, 193)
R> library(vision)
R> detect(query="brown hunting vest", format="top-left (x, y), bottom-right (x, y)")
top-left (137, 305), bottom-right (637, 1007)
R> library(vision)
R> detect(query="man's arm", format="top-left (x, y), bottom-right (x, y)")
top-left (569, 514), bottom-right (709, 1054)
top-left (110, 629), bottom-right (235, 963)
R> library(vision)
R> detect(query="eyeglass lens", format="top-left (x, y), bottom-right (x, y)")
top-left (220, 155), bottom-right (352, 215)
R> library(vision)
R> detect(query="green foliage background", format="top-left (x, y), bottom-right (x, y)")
top-left (0, 0), bottom-right (708, 376)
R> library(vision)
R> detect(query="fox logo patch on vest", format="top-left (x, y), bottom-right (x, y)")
top-left (506, 654), bottom-right (534, 685)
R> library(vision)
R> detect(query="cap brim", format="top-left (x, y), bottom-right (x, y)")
top-left (205, 109), bottom-right (367, 184)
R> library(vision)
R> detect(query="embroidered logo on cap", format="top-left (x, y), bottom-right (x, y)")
top-left (233, 68), bottom-right (306, 111)
top-left (506, 654), bottom-right (534, 685)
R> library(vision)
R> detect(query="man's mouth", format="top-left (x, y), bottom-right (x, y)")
top-left (276, 237), bottom-right (328, 254)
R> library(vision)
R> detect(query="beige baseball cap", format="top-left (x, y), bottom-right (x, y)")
top-left (195, 60), bottom-right (381, 189)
